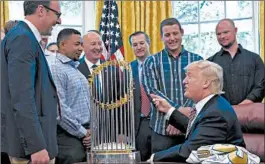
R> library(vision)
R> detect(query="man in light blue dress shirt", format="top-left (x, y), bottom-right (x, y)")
top-left (50, 28), bottom-right (91, 164)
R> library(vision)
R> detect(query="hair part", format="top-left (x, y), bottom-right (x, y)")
top-left (57, 28), bottom-right (81, 48)
top-left (23, 1), bottom-right (51, 16)
top-left (186, 60), bottom-right (224, 95)
top-left (160, 17), bottom-right (182, 36)
top-left (129, 31), bottom-right (150, 46)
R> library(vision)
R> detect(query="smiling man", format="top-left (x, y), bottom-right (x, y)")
top-left (148, 60), bottom-right (245, 162)
top-left (49, 28), bottom-right (91, 164)
top-left (142, 18), bottom-right (203, 154)
top-left (208, 18), bottom-right (264, 105)
top-left (129, 31), bottom-right (152, 161)
top-left (1, 1), bottom-right (61, 164)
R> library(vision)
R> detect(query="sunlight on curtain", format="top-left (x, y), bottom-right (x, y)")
top-left (1, 1), bottom-right (9, 28)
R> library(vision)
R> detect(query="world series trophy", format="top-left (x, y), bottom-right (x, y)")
top-left (87, 60), bottom-right (140, 163)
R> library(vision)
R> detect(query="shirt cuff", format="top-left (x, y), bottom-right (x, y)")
top-left (150, 153), bottom-right (155, 163)
top-left (78, 126), bottom-right (87, 138)
top-left (165, 107), bottom-right (175, 120)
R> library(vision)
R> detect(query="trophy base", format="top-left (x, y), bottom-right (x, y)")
top-left (87, 151), bottom-right (141, 163)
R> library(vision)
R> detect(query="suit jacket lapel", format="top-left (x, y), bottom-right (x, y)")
top-left (20, 21), bottom-right (55, 87)
top-left (186, 95), bottom-right (218, 138)
top-left (78, 61), bottom-right (91, 79)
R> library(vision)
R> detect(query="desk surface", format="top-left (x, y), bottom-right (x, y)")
top-left (75, 162), bottom-right (264, 164)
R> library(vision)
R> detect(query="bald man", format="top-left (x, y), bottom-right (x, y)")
top-left (78, 30), bottom-right (103, 79)
top-left (78, 30), bottom-right (127, 144)
top-left (208, 18), bottom-right (264, 105)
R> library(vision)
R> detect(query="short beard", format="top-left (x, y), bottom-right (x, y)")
top-left (221, 40), bottom-right (235, 49)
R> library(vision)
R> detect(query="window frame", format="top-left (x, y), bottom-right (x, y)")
top-left (171, 1), bottom-right (260, 57)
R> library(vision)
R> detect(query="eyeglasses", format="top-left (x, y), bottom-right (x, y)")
top-left (43, 5), bottom-right (61, 19)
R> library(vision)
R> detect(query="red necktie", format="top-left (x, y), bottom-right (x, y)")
top-left (140, 84), bottom-right (150, 117)
top-left (185, 107), bottom-right (197, 138)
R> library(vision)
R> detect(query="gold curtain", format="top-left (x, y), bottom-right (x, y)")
top-left (260, 1), bottom-right (264, 61)
top-left (0, 1), bottom-right (9, 28)
top-left (96, 1), bottom-right (172, 62)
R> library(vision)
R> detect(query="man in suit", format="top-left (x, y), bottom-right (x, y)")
top-left (148, 60), bottom-right (245, 162)
top-left (78, 30), bottom-right (122, 103)
top-left (78, 30), bottom-right (124, 144)
top-left (129, 31), bottom-right (152, 161)
top-left (1, 1), bottom-right (61, 164)
top-left (142, 18), bottom-right (203, 154)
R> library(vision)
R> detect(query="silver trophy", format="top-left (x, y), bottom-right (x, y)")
top-left (87, 61), bottom-right (140, 163)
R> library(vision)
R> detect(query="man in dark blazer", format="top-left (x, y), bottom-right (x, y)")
top-left (1, 1), bottom-right (61, 163)
top-left (78, 30), bottom-right (122, 103)
top-left (78, 30), bottom-right (125, 144)
top-left (129, 31), bottom-right (152, 161)
top-left (149, 60), bottom-right (245, 162)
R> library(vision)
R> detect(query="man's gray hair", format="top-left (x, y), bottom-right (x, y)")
top-left (186, 60), bottom-right (224, 95)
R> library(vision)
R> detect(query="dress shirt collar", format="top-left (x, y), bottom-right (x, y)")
top-left (84, 57), bottom-right (100, 72)
top-left (219, 44), bottom-right (243, 56)
top-left (23, 19), bottom-right (41, 43)
top-left (164, 45), bottom-right (186, 58)
top-left (56, 52), bottom-right (80, 68)
top-left (137, 60), bottom-right (144, 70)
top-left (137, 59), bottom-right (143, 67)
top-left (195, 94), bottom-right (215, 115)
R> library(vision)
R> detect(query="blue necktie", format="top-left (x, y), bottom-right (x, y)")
top-left (92, 65), bottom-right (101, 98)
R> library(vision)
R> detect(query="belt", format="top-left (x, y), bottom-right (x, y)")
top-left (140, 117), bottom-right (150, 120)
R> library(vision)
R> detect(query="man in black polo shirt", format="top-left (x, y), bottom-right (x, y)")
top-left (208, 18), bottom-right (264, 105)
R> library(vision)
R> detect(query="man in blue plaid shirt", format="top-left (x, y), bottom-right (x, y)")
top-left (142, 18), bottom-right (203, 153)
top-left (50, 28), bottom-right (91, 164)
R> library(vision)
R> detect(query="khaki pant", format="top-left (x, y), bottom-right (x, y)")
top-left (9, 157), bottom-right (55, 164)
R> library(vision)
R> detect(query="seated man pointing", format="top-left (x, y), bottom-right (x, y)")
top-left (148, 60), bottom-right (245, 162)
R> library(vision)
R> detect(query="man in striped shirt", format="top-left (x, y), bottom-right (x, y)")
top-left (142, 17), bottom-right (203, 153)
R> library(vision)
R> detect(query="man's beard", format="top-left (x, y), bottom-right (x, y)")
top-left (221, 40), bottom-right (235, 49)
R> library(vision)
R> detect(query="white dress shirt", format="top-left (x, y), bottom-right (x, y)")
top-left (84, 57), bottom-right (102, 87)
top-left (137, 59), bottom-right (144, 83)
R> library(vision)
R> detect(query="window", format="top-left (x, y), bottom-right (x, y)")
top-left (172, 1), bottom-right (259, 59)
top-left (8, 1), bottom-right (96, 44)
top-left (48, 1), bottom-right (83, 43)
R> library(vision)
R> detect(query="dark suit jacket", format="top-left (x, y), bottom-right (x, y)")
top-left (131, 60), bottom-right (143, 136)
top-left (78, 57), bottom-right (122, 103)
top-left (154, 95), bottom-right (245, 162)
top-left (1, 21), bottom-right (58, 159)
top-left (78, 57), bottom-right (128, 137)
